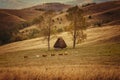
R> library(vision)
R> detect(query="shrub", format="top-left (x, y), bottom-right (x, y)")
top-left (10, 33), bottom-right (25, 42)
top-left (0, 29), bottom-right (14, 45)
top-left (57, 28), bottom-right (64, 33)
top-left (35, 8), bottom-right (45, 11)
top-left (26, 29), bottom-right (40, 39)
top-left (94, 21), bottom-right (102, 27)
top-left (88, 15), bottom-right (92, 19)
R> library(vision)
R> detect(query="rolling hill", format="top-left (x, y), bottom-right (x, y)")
top-left (0, 0), bottom-right (119, 30)
top-left (83, 0), bottom-right (120, 26)
top-left (83, 1), bottom-right (120, 15)
top-left (27, 3), bottom-right (71, 11)
top-left (0, 2), bottom-right (72, 32)
top-left (66, 0), bottom-right (114, 5)
top-left (0, 3), bottom-right (71, 45)
top-left (0, 1), bottom-right (120, 45)
top-left (0, 10), bottom-right (26, 31)
top-left (0, 0), bottom-right (113, 9)
top-left (0, 2), bottom-right (71, 29)
top-left (0, 25), bottom-right (120, 54)
top-left (0, 1), bottom-right (120, 79)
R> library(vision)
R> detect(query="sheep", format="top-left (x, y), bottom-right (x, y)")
top-left (51, 54), bottom-right (55, 56)
top-left (59, 53), bottom-right (63, 56)
top-left (64, 51), bottom-right (68, 55)
top-left (42, 55), bottom-right (47, 57)
top-left (36, 55), bottom-right (40, 58)
top-left (24, 56), bottom-right (28, 58)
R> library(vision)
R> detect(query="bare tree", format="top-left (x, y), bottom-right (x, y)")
top-left (66, 6), bottom-right (87, 48)
top-left (40, 11), bottom-right (55, 50)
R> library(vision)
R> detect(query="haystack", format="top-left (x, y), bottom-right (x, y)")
top-left (54, 37), bottom-right (67, 49)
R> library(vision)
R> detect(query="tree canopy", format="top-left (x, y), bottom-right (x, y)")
top-left (66, 6), bottom-right (87, 48)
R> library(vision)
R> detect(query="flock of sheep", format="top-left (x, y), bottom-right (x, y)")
top-left (24, 52), bottom-right (68, 58)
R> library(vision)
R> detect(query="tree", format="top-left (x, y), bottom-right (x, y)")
top-left (66, 6), bottom-right (87, 48)
top-left (40, 11), bottom-right (55, 50)
top-left (32, 16), bottom-right (44, 25)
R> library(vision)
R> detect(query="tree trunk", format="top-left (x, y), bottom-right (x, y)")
top-left (48, 36), bottom-right (50, 51)
top-left (73, 17), bottom-right (77, 49)
top-left (73, 29), bottom-right (76, 49)
top-left (48, 26), bottom-right (50, 51)
top-left (48, 18), bottom-right (51, 51)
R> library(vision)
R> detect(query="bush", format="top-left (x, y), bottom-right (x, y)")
top-left (94, 21), bottom-right (102, 27)
top-left (96, 22), bottom-right (102, 27)
top-left (28, 29), bottom-right (40, 38)
top-left (10, 33), bottom-right (25, 42)
top-left (88, 15), bottom-right (92, 19)
top-left (57, 28), bottom-right (64, 33)
top-left (0, 29), bottom-right (15, 45)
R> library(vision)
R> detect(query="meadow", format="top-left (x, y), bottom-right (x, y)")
top-left (0, 42), bottom-right (120, 80)
top-left (0, 0), bottom-right (120, 79)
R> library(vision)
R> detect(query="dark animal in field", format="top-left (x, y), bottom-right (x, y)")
top-left (51, 54), bottom-right (55, 56)
top-left (24, 56), bottom-right (28, 58)
top-left (42, 55), bottom-right (47, 57)
top-left (64, 53), bottom-right (68, 55)
top-left (54, 37), bottom-right (67, 49)
top-left (59, 53), bottom-right (63, 56)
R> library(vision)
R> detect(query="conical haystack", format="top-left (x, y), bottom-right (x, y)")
top-left (54, 37), bottom-right (67, 49)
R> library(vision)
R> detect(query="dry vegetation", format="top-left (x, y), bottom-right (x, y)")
top-left (0, 1), bottom-right (120, 80)
top-left (0, 40), bottom-right (120, 80)
top-left (0, 1), bottom-right (120, 45)
top-left (0, 25), bottom-right (120, 54)
top-left (0, 65), bottom-right (119, 80)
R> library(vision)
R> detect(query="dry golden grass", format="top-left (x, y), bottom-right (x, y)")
top-left (0, 65), bottom-right (119, 80)
top-left (0, 25), bottom-right (120, 55)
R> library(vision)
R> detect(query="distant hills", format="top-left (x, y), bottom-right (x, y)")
top-left (0, 0), bottom-right (114, 9)
top-left (27, 3), bottom-right (71, 11)
top-left (0, 0), bottom-right (120, 45)
top-left (0, 0), bottom-right (120, 30)
top-left (67, 0), bottom-right (114, 5)
top-left (0, 3), bottom-right (70, 30)
top-left (0, 0), bottom-right (119, 30)
top-left (83, 0), bottom-right (120, 25)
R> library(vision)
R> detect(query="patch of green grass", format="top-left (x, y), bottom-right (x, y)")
top-left (0, 43), bottom-right (120, 67)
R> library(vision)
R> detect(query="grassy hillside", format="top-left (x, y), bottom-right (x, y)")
top-left (83, 1), bottom-right (120, 15)
top-left (0, 9), bottom-right (44, 21)
top-left (0, 1), bottom-right (120, 45)
top-left (83, 1), bottom-right (120, 26)
top-left (0, 1), bottom-right (120, 80)
top-left (0, 25), bottom-right (120, 54)
top-left (0, 11), bottom-right (25, 29)
top-left (0, 8), bottom-right (45, 45)
top-left (0, 26), bottom-right (120, 79)
top-left (28, 3), bottom-right (71, 11)
top-left (0, 3), bottom-right (71, 45)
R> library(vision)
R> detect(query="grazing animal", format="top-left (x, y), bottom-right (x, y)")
top-left (51, 54), bottom-right (55, 56)
top-left (59, 53), bottom-right (63, 56)
top-left (64, 51), bottom-right (68, 55)
top-left (24, 56), bottom-right (28, 58)
top-left (42, 55), bottom-right (47, 57)
top-left (64, 53), bottom-right (68, 55)
top-left (36, 55), bottom-right (40, 58)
